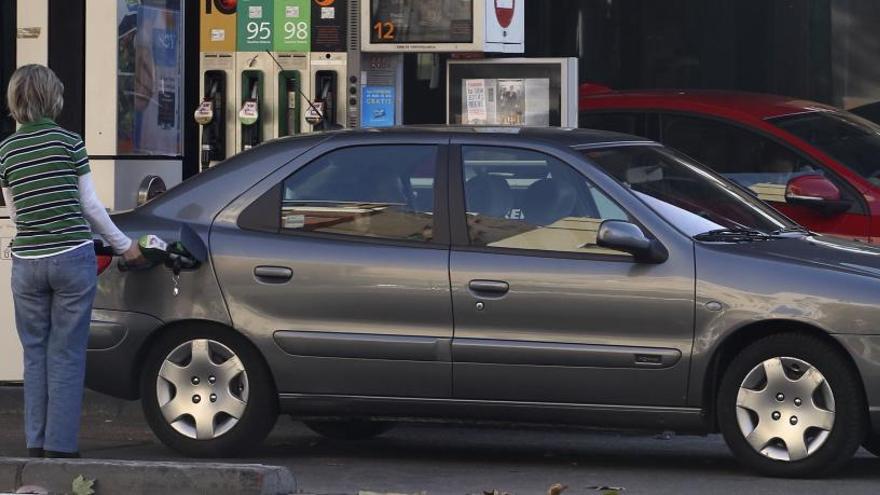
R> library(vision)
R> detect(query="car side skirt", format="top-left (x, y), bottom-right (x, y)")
top-left (280, 393), bottom-right (708, 433)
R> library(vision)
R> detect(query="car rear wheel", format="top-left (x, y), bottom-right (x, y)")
top-left (304, 419), bottom-right (395, 440)
top-left (140, 327), bottom-right (278, 457)
top-left (717, 333), bottom-right (865, 477)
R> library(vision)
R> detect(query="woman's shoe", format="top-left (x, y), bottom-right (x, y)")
top-left (27, 448), bottom-right (44, 458)
top-left (44, 450), bottom-right (80, 459)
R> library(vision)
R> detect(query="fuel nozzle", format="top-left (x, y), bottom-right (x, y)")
top-left (195, 81), bottom-right (218, 171)
top-left (239, 81), bottom-right (260, 150)
top-left (118, 234), bottom-right (201, 274)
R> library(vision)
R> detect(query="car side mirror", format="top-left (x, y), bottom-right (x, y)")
top-left (785, 175), bottom-right (851, 215)
top-left (597, 220), bottom-right (668, 263)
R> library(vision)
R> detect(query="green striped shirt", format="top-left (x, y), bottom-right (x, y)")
top-left (0, 118), bottom-right (93, 258)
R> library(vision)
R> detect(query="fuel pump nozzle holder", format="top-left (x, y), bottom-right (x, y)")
top-left (265, 50), bottom-right (334, 131)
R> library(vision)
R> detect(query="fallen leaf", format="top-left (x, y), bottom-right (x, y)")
top-left (547, 483), bottom-right (568, 495)
top-left (72, 475), bottom-right (96, 495)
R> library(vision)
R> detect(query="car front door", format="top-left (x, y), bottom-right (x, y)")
top-left (211, 138), bottom-right (453, 399)
top-left (447, 141), bottom-right (695, 407)
top-left (659, 113), bottom-right (871, 241)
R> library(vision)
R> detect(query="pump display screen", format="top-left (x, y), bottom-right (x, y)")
top-left (369, 0), bottom-right (473, 44)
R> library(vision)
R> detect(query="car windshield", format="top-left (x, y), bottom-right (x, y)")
top-left (770, 110), bottom-right (880, 185)
top-left (581, 145), bottom-right (796, 237)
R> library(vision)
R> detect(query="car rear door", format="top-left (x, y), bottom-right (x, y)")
top-left (447, 139), bottom-right (695, 407)
top-left (211, 135), bottom-right (453, 399)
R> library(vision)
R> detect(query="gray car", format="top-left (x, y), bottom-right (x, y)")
top-left (86, 127), bottom-right (880, 477)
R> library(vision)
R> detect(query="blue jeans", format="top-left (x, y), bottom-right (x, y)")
top-left (12, 243), bottom-right (97, 453)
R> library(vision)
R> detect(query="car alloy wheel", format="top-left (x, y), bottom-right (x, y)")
top-left (718, 333), bottom-right (865, 477)
top-left (735, 357), bottom-right (835, 461)
top-left (141, 326), bottom-right (278, 457)
top-left (156, 338), bottom-right (249, 440)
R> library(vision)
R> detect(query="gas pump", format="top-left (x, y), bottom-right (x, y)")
top-left (198, 0), bottom-right (238, 168)
top-left (194, 70), bottom-right (228, 170)
top-left (309, 53), bottom-right (347, 131)
top-left (235, 52), bottom-right (276, 151)
top-left (239, 69), bottom-right (263, 150)
top-left (273, 52), bottom-right (311, 137)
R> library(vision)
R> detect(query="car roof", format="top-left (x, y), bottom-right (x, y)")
top-left (314, 125), bottom-right (650, 148)
top-left (580, 89), bottom-right (839, 120)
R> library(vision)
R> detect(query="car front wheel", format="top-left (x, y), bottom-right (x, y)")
top-left (717, 333), bottom-right (865, 477)
top-left (141, 327), bottom-right (278, 457)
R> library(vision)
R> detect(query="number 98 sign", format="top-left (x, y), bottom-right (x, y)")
top-left (274, 0), bottom-right (311, 52)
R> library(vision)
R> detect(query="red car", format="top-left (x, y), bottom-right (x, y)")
top-left (579, 87), bottom-right (880, 242)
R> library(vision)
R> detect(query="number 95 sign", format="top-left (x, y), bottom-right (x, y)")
top-left (237, 0), bottom-right (273, 50)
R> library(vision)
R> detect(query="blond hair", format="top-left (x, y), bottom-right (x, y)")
top-left (6, 64), bottom-right (64, 124)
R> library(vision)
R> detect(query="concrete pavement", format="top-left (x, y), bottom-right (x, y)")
top-left (0, 457), bottom-right (295, 495)
top-left (1, 386), bottom-right (879, 494)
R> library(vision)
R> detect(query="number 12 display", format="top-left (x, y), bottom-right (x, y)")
top-left (369, 0), bottom-right (473, 44)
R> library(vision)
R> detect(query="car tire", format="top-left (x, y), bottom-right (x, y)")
top-left (140, 326), bottom-right (278, 457)
top-left (717, 333), bottom-right (865, 478)
top-left (304, 420), bottom-right (395, 440)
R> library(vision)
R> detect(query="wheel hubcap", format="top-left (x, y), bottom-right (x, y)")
top-left (156, 339), bottom-right (249, 440)
top-left (735, 357), bottom-right (835, 462)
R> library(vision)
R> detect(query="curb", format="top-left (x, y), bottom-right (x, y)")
top-left (0, 458), bottom-right (296, 495)
top-left (0, 386), bottom-right (141, 420)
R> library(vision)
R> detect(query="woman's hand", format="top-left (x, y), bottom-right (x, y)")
top-left (121, 242), bottom-right (146, 264)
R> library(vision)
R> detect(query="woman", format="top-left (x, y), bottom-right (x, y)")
top-left (0, 65), bottom-right (143, 458)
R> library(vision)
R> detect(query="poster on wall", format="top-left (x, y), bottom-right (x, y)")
top-left (462, 78), bottom-right (549, 125)
top-left (117, 0), bottom-right (184, 155)
top-left (448, 58), bottom-right (578, 127)
top-left (464, 79), bottom-right (487, 124)
top-left (361, 86), bottom-right (395, 127)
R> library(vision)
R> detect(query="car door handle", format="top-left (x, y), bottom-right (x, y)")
top-left (254, 266), bottom-right (293, 282)
top-left (468, 279), bottom-right (510, 295)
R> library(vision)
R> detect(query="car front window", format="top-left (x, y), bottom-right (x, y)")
top-left (770, 110), bottom-right (880, 186)
top-left (582, 145), bottom-right (795, 237)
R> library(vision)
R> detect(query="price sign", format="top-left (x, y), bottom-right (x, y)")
top-left (274, 0), bottom-right (311, 52)
top-left (237, 0), bottom-right (274, 51)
